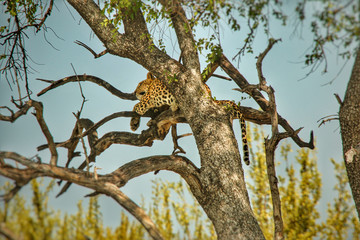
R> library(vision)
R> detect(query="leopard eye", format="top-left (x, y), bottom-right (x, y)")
top-left (139, 91), bottom-right (146, 95)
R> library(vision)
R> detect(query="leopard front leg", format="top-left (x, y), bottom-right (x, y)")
top-left (130, 99), bottom-right (154, 131)
top-left (133, 101), bottom-right (150, 115)
top-left (130, 103), bottom-right (146, 131)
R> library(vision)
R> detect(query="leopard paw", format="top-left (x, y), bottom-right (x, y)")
top-left (130, 116), bottom-right (141, 131)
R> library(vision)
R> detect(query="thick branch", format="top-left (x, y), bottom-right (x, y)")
top-left (148, 104), bottom-right (271, 127)
top-left (37, 75), bottom-right (136, 100)
top-left (0, 152), bottom-right (201, 239)
top-left (122, 3), bottom-right (152, 47)
top-left (0, 152), bottom-right (200, 240)
top-left (0, 165), bottom-right (45, 202)
top-left (108, 155), bottom-right (201, 195)
top-left (201, 60), bottom-right (220, 83)
top-left (159, 0), bottom-right (200, 71)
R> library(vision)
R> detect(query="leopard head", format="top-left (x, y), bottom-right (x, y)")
top-left (134, 72), bottom-right (156, 100)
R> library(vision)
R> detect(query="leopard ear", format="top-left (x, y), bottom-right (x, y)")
top-left (147, 72), bottom-right (155, 80)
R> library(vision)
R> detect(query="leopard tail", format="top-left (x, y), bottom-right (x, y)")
top-left (240, 116), bottom-right (250, 165)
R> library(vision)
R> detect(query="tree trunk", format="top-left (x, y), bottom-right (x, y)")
top-left (65, 0), bottom-right (266, 238)
top-left (339, 47), bottom-right (360, 219)
top-left (180, 72), bottom-right (265, 240)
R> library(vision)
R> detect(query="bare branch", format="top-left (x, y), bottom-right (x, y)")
top-left (220, 53), bottom-right (314, 149)
top-left (334, 93), bottom-right (343, 106)
top-left (171, 125), bottom-right (188, 155)
top-left (0, 1), bottom-right (55, 101)
top-left (264, 136), bottom-right (284, 240)
top-left (256, 40), bottom-right (284, 240)
top-left (36, 75), bottom-right (136, 100)
top-left (256, 39), bottom-right (282, 84)
top-left (109, 155), bottom-right (201, 190)
top-left (317, 114), bottom-right (339, 127)
top-left (56, 109), bottom-right (180, 197)
top-left (0, 101), bottom-right (32, 122)
top-left (71, 70), bottom-right (91, 172)
top-left (31, 100), bottom-right (58, 165)
top-left (35, 0), bottom-right (54, 33)
top-left (212, 74), bottom-right (231, 81)
top-left (52, 118), bottom-right (96, 187)
top-left (14, 15), bottom-right (31, 99)
top-left (73, 115), bottom-right (91, 172)
top-left (220, 54), bottom-right (269, 108)
top-left (75, 40), bottom-right (108, 58)
top-left (255, 39), bottom-right (281, 136)
top-left (36, 112), bottom-right (134, 152)
top-left (36, 107), bottom-right (172, 159)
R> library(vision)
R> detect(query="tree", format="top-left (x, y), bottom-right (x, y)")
top-left (0, 0), bottom-right (357, 239)
top-left (294, 0), bottom-right (360, 219)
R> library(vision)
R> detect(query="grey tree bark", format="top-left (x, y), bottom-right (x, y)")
top-left (339, 47), bottom-right (360, 219)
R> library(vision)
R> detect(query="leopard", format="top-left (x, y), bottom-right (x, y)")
top-left (130, 72), bottom-right (250, 165)
top-left (130, 72), bottom-right (178, 133)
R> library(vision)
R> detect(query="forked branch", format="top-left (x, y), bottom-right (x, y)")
top-left (171, 124), bottom-right (191, 155)
top-left (0, 164), bottom-right (45, 203)
top-left (255, 39), bottom-right (285, 240)
top-left (1, 100), bottom-right (58, 165)
top-left (219, 53), bottom-right (314, 149)
top-left (0, 100), bottom-right (33, 122)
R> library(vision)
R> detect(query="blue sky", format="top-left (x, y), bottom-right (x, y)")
top-left (0, 1), bottom-right (356, 228)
